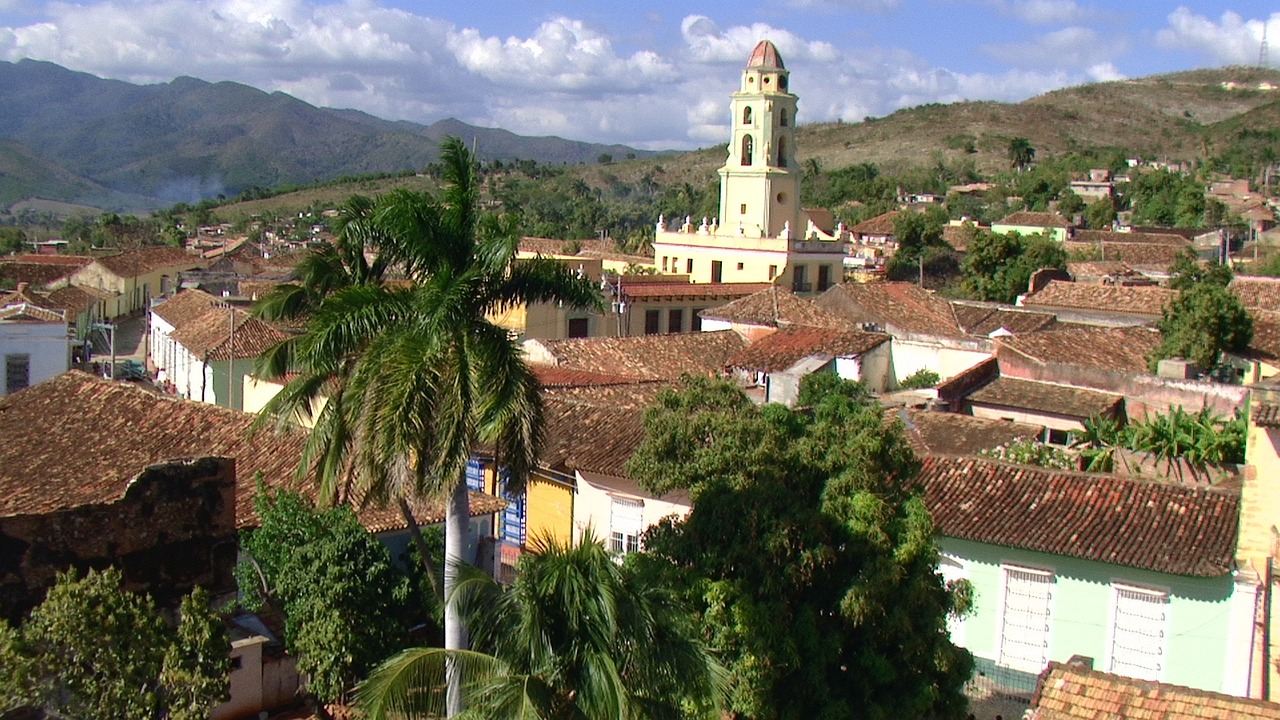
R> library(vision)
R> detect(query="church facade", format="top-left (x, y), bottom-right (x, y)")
top-left (652, 40), bottom-right (848, 293)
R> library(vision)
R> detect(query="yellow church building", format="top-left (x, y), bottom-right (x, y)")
top-left (651, 40), bottom-right (848, 293)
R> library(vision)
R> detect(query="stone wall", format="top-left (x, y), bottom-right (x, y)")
top-left (0, 456), bottom-right (237, 622)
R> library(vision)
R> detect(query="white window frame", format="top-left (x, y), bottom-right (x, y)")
top-left (996, 564), bottom-right (1055, 675)
top-left (608, 496), bottom-right (644, 556)
top-left (1106, 581), bottom-right (1170, 682)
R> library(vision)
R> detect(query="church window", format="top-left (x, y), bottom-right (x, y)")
top-left (763, 76), bottom-right (771, 85)
top-left (741, 135), bottom-right (753, 166)
top-left (740, 204), bottom-right (747, 214)
top-left (780, 108), bottom-right (789, 126)
top-left (779, 75), bottom-right (788, 91)
top-left (777, 137), bottom-right (787, 167)
top-left (776, 192), bottom-right (786, 204)
top-left (743, 106), bottom-right (753, 124)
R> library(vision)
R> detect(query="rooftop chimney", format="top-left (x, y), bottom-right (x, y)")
top-left (15, 282), bottom-right (28, 295)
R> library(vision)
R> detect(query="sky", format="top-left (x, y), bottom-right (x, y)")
top-left (0, 1), bottom-right (1276, 150)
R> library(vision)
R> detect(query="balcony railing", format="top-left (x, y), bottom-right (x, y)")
top-left (792, 281), bottom-right (813, 293)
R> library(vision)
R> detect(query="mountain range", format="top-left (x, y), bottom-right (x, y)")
top-left (0, 59), bottom-right (655, 214)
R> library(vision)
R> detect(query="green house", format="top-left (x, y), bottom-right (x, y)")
top-left (920, 455), bottom-right (1253, 697)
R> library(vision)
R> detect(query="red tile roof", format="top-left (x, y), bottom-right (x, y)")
top-left (152, 289), bottom-right (221, 326)
top-left (996, 325), bottom-right (1161, 374)
top-left (1022, 280), bottom-right (1176, 317)
top-left (997, 211), bottom-right (1072, 228)
top-left (850, 210), bottom-right (899, 236)
top-left (951, 302), bottom-right (1057, 336)
top-left (898, 408), bottom-right (1040, 456)
top-left (1247, 310), bottom-right (1280, 362)
top-left (918, 454), bottom-right (1239, 576)
top-left (1063, 241), bottom-right (1188, 269)
top-left (1030, 661), bottom-right (1280, 719)
top-left (967, 377), bottom-right (1123, 419)
top-left (620, 281), bottom-right (773, 300)
top-left (92, 247), bottom-right (204, 277)
top-left (1072, 229), bottom-right (1192, 247)
top-left (533, 330), bottom-right (747, 381)
top-left (0, 372), bottom-right (500, 531)
top-left (0, 303), bottom-right (65, 323)
top-left (700, 286), bottom-right (847, 328)
top-left (532, 366), bottom-right (652, 387)
top-left (170, 310), bottom-right (288, 361)
top-left (725, 325), bottom-right (888, 372)
top-left (1253, 402), bottom-right (1280, 428)
top-left (0, 259), bottom-right (87, 287)
top-left (540, 383), bottom-right (670, 477)
top-left (1232, 275), bottom-right (1280, 312)
top-left (816, 282), bottom-right (964, 338)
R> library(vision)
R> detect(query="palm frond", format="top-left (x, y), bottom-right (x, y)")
top-left (357, 647), bottom-right (505, 720)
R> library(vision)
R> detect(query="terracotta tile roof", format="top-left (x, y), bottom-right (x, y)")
top-left (941, 223), bottom-right (978, 252)
top-left (170, 310), bottom-right (288, 361)
top-left (898, 408), bottom-right (1040, 456)
top-left (1063, 241), bottom-right (1187, 268)
top-left (1253, 402), bottom-right (1280, 428)
top-left (532, 366), bottom-right (653, 387)
top-left (92, 247), bottom-right (203, 277)
top-left (620, 281), bottom-right (773, 300)
top-left (996, 325), bottom-right (1161, 374)
top-left (816, 282), bottom-right (964, 338)
top-left (1030, 661), bottom-right (1280, 719)
top-left (0, 372), bottom-right (499, 532)
top-left (1247, 310), bottom-right (1280, 362)
top-left (967, 377), bottom-right (1122, 419)
top-left (1073, 229), bottom-right (1192, 247)
top-left (238, 279), bottom-right (286, 301)
top-left (1231, 275), bottom-right (1280, 312)
top-left (151, 289), bottom-right (221, 326)
top-left (42, 284), bottom-right (115, 314)
top-left (918, 454), bottom-right (1239, 576)
top-left (518, 237), bottom-right (612, 256)
top-left (0, 260), bottom-right (85, 287)
top-left (951, 302), bottom-right (1057, 336)
top-left (7, 254), bottom-right (94, 266)
top-left (1066, 260), bottom-right (1136, 279)
top-left (535, 330), bottom-right (747, 381)
top-left (850, 210), bottom-right (899, 236)
top-left (726, 326), bottom-right (888, 372)
top-left (997, 211), bottom-right (1072, 228)
top-left (0, 303), bottom-right (65, 323)
top-left (541, 383), bottom-right (670, 476)
top-left (700, 286), bottom-right (847, 328)
top-left (1021, 280), bottom-right (1175, 317)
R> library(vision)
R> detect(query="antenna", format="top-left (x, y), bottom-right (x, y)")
top-left (1262, 23), bottom-right (1271, 68)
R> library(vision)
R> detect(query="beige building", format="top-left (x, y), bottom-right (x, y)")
top-left (651, 40), bottom-right (846, 292)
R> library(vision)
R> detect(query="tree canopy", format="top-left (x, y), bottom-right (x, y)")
top-left (961, 229), bottom-right (1067, 303)
top-left (359, 532), bottom-right (724, 720)
top-left (624, 374), bottom-right (972, 720)
top-left (0, 568), bottom-right (227, 720)
top-left (1150, 281), bottom-right (1253, 373)
top-left (237, 485), bottom-right (429, 703)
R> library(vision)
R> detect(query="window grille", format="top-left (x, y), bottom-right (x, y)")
top-left (609, 497), bottom-right (644, 555)
top-left (999, 567), bottom-right (1054, 674)
top-left (1109, 585), bottom-right (1169, 680)
top-left (465, 458), bottom-right (485, 492)
top-left (499, 468), bottom-right (526, 546)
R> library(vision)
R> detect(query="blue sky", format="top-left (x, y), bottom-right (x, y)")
top-left (0, 1), bottom-right (1275, 149)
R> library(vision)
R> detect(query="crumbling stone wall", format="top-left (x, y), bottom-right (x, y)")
top-left (0, 456), bottom-right (237, 623)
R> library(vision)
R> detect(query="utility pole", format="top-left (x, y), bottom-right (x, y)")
top-left (91, 321), bottom-right (115, 378)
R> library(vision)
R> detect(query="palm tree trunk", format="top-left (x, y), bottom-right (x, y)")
top-left (397, 498), bottom-right (443, 604)
top-left (444, 473), bottom-right (470, 717)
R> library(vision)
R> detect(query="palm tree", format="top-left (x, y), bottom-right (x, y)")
top-left (357, 532), bottom-right (724, 720)
top-left (1008, 136), bottom-right (1035, 172)
top-left (253, 137), bottom-right (600, 715)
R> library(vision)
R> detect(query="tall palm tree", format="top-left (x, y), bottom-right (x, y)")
top-left (1007, 136), bottom-right (1036, 172)
top-left (253, 137), bottom-right (600, 715)
top-left (358, 532), bottom-right (725, 720)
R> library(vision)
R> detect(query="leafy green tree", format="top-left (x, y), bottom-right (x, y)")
top-left (237, 486), bottom-right (426, 703)
top-left (254, 137), bottom-right (600, 715)
top-left (0, 568), bottom-right (227, 720)
top-left (0, 227), bottom-right (27, 255)
top-left (961, 229), bottom-right (1067, 303)
top-left (1150, 283), bottom-right (1253, 372)
top-left (1085, 197), bottom-right (1117, 229)
top-left (1008, 136), bottom-right (1036, 172)
top-left (623, 375), bottom-right (973, 720)
top-left (897, 368), bottom-right (941, 389)
top-left (359, 532), bottom-right (724, 719)
top-left (1056, 188), bottom-right (1086, 216)
top-left (1166, 250), bottom-right (1232, 291)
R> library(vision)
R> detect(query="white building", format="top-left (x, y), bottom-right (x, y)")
top-left (0, 302), bottom-right (69, 396)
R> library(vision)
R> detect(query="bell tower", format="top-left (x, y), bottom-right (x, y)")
top-left (718, 40), bottom-right (801, 239)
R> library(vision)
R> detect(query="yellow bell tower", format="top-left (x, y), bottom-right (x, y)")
top-left (719, 40), bottom-right (801, 240)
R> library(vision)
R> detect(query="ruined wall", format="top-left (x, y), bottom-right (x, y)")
top-left (0, 456), bottom-right (237, 622)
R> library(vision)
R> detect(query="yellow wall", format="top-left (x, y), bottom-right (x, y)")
top-left (525, 475), bottom-right (574, 546)
top-left (1240, 419), bottom-right (1280, 699)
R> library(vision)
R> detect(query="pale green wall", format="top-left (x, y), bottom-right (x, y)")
top-left (941, 537), bottom-right (1237, 693)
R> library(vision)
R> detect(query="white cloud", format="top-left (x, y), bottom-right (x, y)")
top-left (981, 26), bottom-right (1126, 69)
top-left (1156, 8), bottom-right (1279, 67)
top-left (1003, 0), bottom-right (1090, 25)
